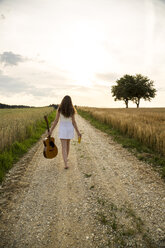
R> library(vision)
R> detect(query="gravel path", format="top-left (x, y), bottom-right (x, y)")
top-left (0, 115), bottom-right (165, 248)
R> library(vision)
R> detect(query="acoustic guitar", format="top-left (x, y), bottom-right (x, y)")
top-left (43, 115), bottom-right (58, 159)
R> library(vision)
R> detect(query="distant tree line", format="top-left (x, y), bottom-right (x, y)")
top-left (0, 103), bottom-right (59, 109)
top-left (0, 103), bottom-right (33, 109)
top-left (49, 104), bottom-right (59, 109)
top-left (111, 74), bottom-right (156, 108)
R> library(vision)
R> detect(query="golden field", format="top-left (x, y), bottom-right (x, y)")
top-left (0, 107), bottom-right (54, 152)
top-left (78, 107), bottom-right (165, 156)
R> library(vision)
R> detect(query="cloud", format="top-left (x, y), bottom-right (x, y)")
top-left (0, 70), bottom-right (82, 98)
top-left (0, 71), bottom-right (56, 97)
top-left (0, 14), bottom-right (5, 20)
top-left (158, 0), bottom-right (165, 4)
top-left (0, 51), bottom-right (27, 66)
top-left (95, 73), bottom-right (119, 83)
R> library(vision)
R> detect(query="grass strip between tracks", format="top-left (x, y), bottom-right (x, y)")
top-left (0, 110), bottom-right (56, 183)
top-left (78, 109), bottom-right (165, 179)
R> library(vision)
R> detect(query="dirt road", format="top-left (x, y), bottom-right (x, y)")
top-left (0, 115), bottom-right (165, 248)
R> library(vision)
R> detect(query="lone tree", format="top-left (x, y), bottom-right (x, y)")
top-left (111, 74), bottom-right (156, 108)
top-left (111, 74), bottom-right (134, 108)
top-left (130, 74), bottom-right (156, 108)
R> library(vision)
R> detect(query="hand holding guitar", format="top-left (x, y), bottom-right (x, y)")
top-left (43, 115), bottom-right (58, 159)
top-left (48, 130), bottom-right (52, 137)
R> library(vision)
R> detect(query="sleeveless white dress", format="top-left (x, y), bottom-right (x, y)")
top-left (58, 114), bottom-right (74, 139)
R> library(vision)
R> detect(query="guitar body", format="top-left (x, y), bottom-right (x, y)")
top-left (43, 137), bottom-right (58, 159)
top-left (43, 116), bottom-right (58, 159)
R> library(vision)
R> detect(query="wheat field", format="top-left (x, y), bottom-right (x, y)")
top-left (78, 107), bottom-right (165, 156)
top-left (0, 107), bottom-right (54, 152)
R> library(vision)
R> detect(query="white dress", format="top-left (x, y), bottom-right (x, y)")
top-left (58, 113), bottom-right (74, 139)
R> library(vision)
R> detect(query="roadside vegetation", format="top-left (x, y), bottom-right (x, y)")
top-left (78, 107), bottom-right (165, 178)
top-left (0, 107), bottom-right (56, 183)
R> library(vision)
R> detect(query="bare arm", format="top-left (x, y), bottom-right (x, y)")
top-left (48, 111), bottom-right (60, 136)
top-left (72, 114), bottom-right (81, 137)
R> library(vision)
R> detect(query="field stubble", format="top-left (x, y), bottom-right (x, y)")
top-left (78, 107), bottom-right (165, 157)
top-left (0, 107), bottom-right (53, 152)
top-left (0, 107), bottom-right (55, 182)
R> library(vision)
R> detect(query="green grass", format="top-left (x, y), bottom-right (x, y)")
top-left (0, 110), bottom-right (56, 183)
top-left (90, 185), bottom-right (95, 189)
top-left (78, 109), bottom-right (165, 179)
top-left (84, 173), bottom-right (92, 178)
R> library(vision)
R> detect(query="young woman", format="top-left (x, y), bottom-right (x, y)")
top-left (48, 95), bottom-right (81, 169)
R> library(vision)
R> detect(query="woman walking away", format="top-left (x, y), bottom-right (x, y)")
top-left (48, 95), bottom-right (81, 169)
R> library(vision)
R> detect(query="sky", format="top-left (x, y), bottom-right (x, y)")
top-left (0, 0), bottom-right (165, 108)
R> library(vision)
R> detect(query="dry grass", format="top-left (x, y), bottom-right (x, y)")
top-left (78, 107), bottom-right (165, 156)
top-left (0, 107), bottom-right (54, 152)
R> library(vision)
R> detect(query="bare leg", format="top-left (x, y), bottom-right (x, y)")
top-left (67, 139), bottom-right (70, 158)
top-left (60, 139), bottom-right (68, 169)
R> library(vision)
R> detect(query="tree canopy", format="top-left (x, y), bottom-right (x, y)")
top-left (111, 74), bottom-right (156, 108)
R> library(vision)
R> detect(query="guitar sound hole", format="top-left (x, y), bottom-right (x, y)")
top-left (49, 141), bottom-right (55, 148)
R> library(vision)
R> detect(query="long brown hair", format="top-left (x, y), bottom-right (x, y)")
top-left (58, 95), bottom-right (76, 117)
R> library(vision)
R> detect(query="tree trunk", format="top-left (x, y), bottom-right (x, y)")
top-left (125, 99), bottom-right (128, 108)
top-left (136, 98), bottom-right (140, 108)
